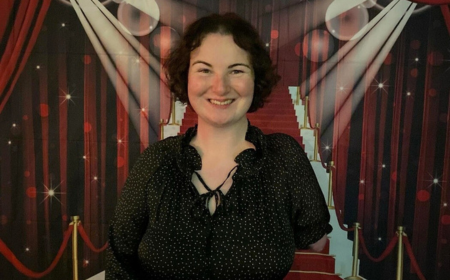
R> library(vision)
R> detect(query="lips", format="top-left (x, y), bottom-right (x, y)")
top-left (209, 99), bottom-right (234, 105)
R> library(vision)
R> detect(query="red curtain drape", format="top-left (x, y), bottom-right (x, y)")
top-left (409, 0), bottom-right (450, 34)
top-left (0, 0), bottom-right (51, 113)
top-left (409, 0), bottom-right (450, 4)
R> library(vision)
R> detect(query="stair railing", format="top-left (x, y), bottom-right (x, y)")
top-left (327, 161), bottom-right (335, 209)
top-left (159, 119), bottom-right (167, 140)
top-left (302, 96), bottom-right (309, 128)
top-left (312, 123), bottom-right (321, 162)
top-left (168, 98), bottom-right (180, 126)
top-left (295, 87), bottom-right (301, 105)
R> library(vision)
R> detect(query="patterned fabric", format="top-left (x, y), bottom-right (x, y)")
top-left (106, 124), bottom-right (332, 280)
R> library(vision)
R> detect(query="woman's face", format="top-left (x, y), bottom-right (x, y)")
top-left (187, 33), bottom-right (254, 128)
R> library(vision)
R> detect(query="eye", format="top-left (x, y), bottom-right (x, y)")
top-left (230, 69), bottom-right (244, 75)
top-left (198, 68), bottom-right (211, 74)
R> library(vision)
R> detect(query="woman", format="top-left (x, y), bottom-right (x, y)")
top-left (106, 13), bottom-right (332, 280)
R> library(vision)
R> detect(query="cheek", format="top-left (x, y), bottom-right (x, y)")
top-left (187, 76), bottom-right (206, 95)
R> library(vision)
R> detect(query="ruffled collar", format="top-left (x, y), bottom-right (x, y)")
top-left (176, 121), bottom-right (267, 222)
top-left (176, 121), bottom-right (267, 178)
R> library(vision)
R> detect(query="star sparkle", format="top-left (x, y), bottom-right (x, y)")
top-left (59, 88), bottom-right (77, 105)
top-left (40, 179), bottom-right (65, 205)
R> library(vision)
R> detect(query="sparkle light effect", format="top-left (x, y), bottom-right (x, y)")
top-left (426, 173), bottom-right (445, 190)
top-left (82, 154), bottom-right (91, 162)
top-left (321, 141), bottom-right (332, 153)
top-left (40, 180), bottom-right (65, 205)
top-left (36, 65), bottom-right (41, 69)
top-left (444, 203), bottom-right (448, 207)
top-left (25, 247), bottom-right (30, 252)
top-left (360, 180), bottom-right (365, 184)
top-left (59, 88), bottom-right (76, 105)
top-left (8, 140), bottom-right (12, 145)
top-left (371, 78), bottom-right (389, 94)
top-left (12, 123), bottom-right (16, 127)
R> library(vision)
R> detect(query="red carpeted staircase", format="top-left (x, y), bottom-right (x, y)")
top-left (286, 240), bottom-right (342, 280)
top-left (179, 87), bottom-right (342, 280)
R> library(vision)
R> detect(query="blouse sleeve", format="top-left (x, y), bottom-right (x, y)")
top-left (284, 135), bottom-right (332, 249)
top-left (105, 143), bottom-right (167, 279)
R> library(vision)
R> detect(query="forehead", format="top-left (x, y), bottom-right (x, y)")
top-left (189, 33), bottom-right (250, 63)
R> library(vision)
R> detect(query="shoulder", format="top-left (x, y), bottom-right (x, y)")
top-left (265, 132), bottom-right (305, 156)
top-left (140, 135), bottom-right (181, 161)
top-left (127, 135), bottom-right (182, 181)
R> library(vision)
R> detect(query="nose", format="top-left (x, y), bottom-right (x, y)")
top-left (212, 73), bottom-right (229, 95)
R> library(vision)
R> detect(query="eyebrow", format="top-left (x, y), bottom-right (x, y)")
top-left (191, 60), bottom-right (252, 70)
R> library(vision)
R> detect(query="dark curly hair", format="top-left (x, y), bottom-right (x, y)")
top-left (164, 13), bottom-right (280, 113)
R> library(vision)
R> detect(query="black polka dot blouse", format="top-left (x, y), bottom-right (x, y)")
top-left (106, 124), bottom-right (332, 280)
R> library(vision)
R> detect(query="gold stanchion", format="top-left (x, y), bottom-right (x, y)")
top-left (312, 123), bottom-right (321, 162)
top-left (70, 216), bottom-right (80, 280)
top-left (169, 99), bottom-right (180, 126)
top-left (159, 119), bottom-right (166, 140)
top-left (327, 161), bottom-right (335, 209)
top-left (396, 226), bottom-right (405, 280)
top-left (303, 96), bottom-right (309, 128)
top-left (296, 87), bottom-right (301, 105)
top-left (345, 223), bottom-right (363, 280)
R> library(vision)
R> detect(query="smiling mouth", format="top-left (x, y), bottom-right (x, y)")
top-left (209, 99), bottom-right (234, 105)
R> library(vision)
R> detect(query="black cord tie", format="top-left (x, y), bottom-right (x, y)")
top-left (194, 165), bottom-right (238, 210)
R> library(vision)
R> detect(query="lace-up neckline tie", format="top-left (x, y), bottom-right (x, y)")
top-left (194, 165), bottom-right (238, 210)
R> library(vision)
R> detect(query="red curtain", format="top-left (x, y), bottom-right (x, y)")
top-left (0, 0), bottom-right (51, 113)
top-left (410, 0), bottom-right (450, 4)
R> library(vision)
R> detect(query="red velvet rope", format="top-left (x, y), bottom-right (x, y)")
top-left (0, 224), bottom-right (73, 278)
top-left (358, 231), bottom-right (398, 262)
top-left (78, 224), bottom-right (108, 253)
top-left (403, 236), bottom-right (427, 280)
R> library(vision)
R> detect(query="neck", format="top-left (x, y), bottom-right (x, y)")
top-left (191, 118), bottom-right (249, 158)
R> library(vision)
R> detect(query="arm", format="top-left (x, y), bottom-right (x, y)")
top-left (308, 234), bottom-right (328, 252)
top-left (283, 135), bottom-right (332, 250)
top-left (106, 144), bottom-right (165, 279)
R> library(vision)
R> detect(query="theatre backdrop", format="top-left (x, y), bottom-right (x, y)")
top-left (0, 0), bottom-right (449, 279)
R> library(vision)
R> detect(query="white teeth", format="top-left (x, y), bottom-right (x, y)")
top-left (210, 99), bottom-right (233, 105)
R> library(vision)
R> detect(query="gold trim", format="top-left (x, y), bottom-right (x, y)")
top-left (295, 252), bottom-right (335, 257)
top-left (169, 99), bottom-right (180, 126)
top-left (289, 270), bottom-right (341, 276)
top-left (303, 96), bottom-right (309, 128)
top-left (327, 161), bottom-right (335, 209)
